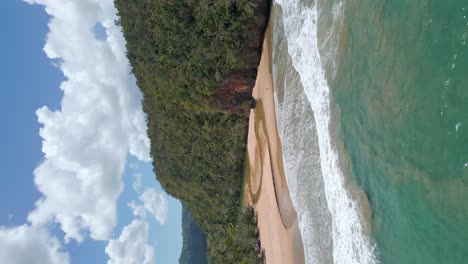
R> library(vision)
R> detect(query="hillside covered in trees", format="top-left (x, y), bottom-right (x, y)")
top-left (115, 0), bottom-right (270, 262)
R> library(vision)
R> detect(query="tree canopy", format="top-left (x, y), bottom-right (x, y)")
top-left (115, 0), bottom-right (269, 262)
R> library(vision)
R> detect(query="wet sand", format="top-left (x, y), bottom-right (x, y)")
top-left (244, 27), bottom-right (305, 264)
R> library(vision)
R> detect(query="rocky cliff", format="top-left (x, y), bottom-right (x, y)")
top-left (213, 0), bottom-right (271, 116)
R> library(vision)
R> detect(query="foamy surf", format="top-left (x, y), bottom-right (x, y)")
top-left (273, 1), bottom-right (379, 263)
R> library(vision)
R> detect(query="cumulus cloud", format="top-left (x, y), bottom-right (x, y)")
top-left (129, 163), bottom-right (143, 192)
top-left (128, 201), bottom-right (147, 219)
top-left (0, 225), bottom-right (69, 264)
top-left (128, 188), bottom-right (169, 225)
top-left (140, 189), bottom-right (169, 225)
top-left (133, 172), bottom-right (143, 192)
top-left (2, 0), bottom-right (163, 262)
top-left (105, 219), bottom-right (155, 264)
top-left (21, 0), bottom-right (151, 243)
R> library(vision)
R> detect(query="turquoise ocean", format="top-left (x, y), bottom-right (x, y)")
top-left (272, 1), bottom-right (468, 263)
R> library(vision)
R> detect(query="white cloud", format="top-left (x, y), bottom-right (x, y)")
top-left (140, 189), bottom-right (169, 225)
top-left (22, 0), bottom-right (151, 243)
top-left (129, 163), bottom-right (143, 192)
top-left (6, 0), bottom-right (167, 263)
top-left (133, 172), bottom-right (143, 193)
top-left (128, 201), bottom-right (147, 219)
top-left (105, 219), bottom-right (155, 264)
top-left (0, 225), bottom-right (69, 264)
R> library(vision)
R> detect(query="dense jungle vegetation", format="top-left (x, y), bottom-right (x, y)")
top-left (115, 0), bottom-right (268, 262)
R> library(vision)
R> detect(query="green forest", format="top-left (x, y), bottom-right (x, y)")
top-left (115, 0), bottom-right (269, 262)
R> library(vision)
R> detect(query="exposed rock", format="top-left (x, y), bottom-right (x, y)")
top-left (213, 0), bottom-right (271, 117)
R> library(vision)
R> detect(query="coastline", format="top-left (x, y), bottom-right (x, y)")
top-left (244, 27), bottom-right (305, 264)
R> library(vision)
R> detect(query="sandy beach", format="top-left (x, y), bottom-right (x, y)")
top-left (244, 27), bottom-right (305, 264)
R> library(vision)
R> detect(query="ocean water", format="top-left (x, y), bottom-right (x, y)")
top-left (272, 0), bottom-right (468, 263)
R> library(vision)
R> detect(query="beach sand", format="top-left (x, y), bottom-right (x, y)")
top-left (244, 27), bottom-right (305, 264)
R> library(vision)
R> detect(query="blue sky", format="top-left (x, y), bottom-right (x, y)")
top-left (0, 0), bottom-right (182, 263)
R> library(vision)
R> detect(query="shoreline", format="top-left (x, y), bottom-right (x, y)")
top-left (244, 27), bottom-right (305, 264)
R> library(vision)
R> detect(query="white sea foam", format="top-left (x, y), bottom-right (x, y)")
top-left (274, 1), bottom-right (378, 263)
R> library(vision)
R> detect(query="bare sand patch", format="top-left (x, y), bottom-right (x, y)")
top-left (245, 27), bottom-right (305, 264)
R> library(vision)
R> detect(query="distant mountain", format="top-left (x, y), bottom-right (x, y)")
top-left (179, 206), bottom-right (207, 264)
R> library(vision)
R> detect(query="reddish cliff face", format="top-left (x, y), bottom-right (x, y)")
top-left (213, 0), bottom-right (271, 116)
